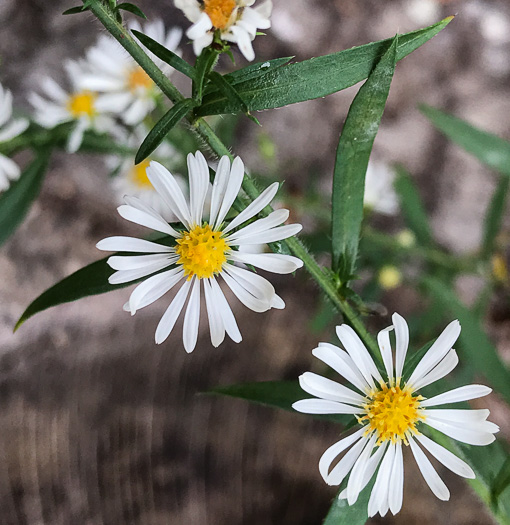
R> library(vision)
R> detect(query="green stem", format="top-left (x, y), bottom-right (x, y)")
top-left (86, 0), bottom-right (381, 358)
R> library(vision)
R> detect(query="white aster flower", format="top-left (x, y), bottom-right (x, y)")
top-left (364, 160), bottom-right (399, 216)
top-left (293, 313), bottom-right (498, 517)
top-left (175, 0), bottom-right (272, 61)
top-left (0, 83), bottom-right (29, 192)
top-left (97, 151), bottom-right (303, 352)
top-left (107, 124), bottom-right (184, 220)
top-left (77, 19), bottom-right (182, 125)
top-left (29, 61), bottom-right (114, 153)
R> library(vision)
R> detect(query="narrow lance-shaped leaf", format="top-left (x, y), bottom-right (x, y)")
top-left (394, 166), bottom-right (435, 246)
top-left (135, 98), bottom-right (195, 164)
top-left (481, 175), bottom-right (509, 259)
top-left (420, 104), bottom-right (510, 177)
top-left (208, 381), bottom-right (354, 426)
top-left (423, 276), bottom-right (510, 405)
top-left (62, 5), bottom-right (89, 15)
top-left (116, 2), bottom-right (147, 19)
top-left (332, 35), bottom-right (398, 278)
top-left (323, 479), bottom-right (375, 525)
top-left (0, 150), bottom-right (51, 247)
top-left (131, 29), bottom-right (195, 79)
top-left (196, 17), bottom-right (453, 116)
top-left (192, 48), bottom-right (219, 103)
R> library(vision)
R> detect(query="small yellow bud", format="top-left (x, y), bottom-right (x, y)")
top-left (396, 229), bottom-right (416, 248)
top-left (378, 265), bottom-right (402, 290)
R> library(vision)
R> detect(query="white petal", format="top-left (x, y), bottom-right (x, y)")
top-left (409, 437), bottom-right (450, 501)
top-left (155, 279), bottom-right (192, 344)
top-left (129, 268), bottom-right (184, 314)
top-left (192, 32), bottom-right (214, 57)
top-left (312, 343), bottom-right (370, 393)
top-left (393, 313), bottom-right (409, 381)
top-left (270, 294), bottom-right (285, 309)
top-left (410, 349), bottom-right (459, 390)
top-left (327, 436), bottom-right (369, 486)
top-left (223, 182), bottom-right (279, 234)
top-left (209, 156), bottom-right (231, 226)
top-left (97, 236), bottom-right (173, 253)
top-left (425, 409), bottom-right (490, 424)
top-left (298, 372), bottom-right (365, 406)
top-left (388, 442), bottom-right (404, 515)
top-left (227, 209), bottom-right (289, 242)
top-left (209, 277), bottom-right (242, 343)
top-left (420, 384), bottom-right (492, 407)
top-left (229, 252), bottom-right (303, 274)
top-left (347, 433), bottom-right (378, 505)
top-left (183, 278), bottom-right (201, 353)
top-left (146, 161), bottom-right (191, 227)
top-left (123, 97), bottom-right (151, 125)
top-left (188, 151), bottom-right (209, 225)
top-left (0, 154), bottom-right (21, 181)
top-left (415, 433), bottom-right (475, 479)
top-left (368, 443), bottom-right (396, 517)
top-left (226, 25), bottom-right (255, 61)
top-left (221, 271), bottom-right (271, 313)
top-left (377, 326), bottom-right (394, 382)
top-left (117, 204), bottom-right (179, 236)
top-left (231, 224), bottom-right (303, 245)
top-left (203, 277), bottom-right (226, 347)
top-left (318, 427), bottom-right (366, 482)
top-left (108, 253), bottom-right (176, 271)
top-left (223, 264), bottom-right (275, 302)
top-left (214, 156), bottom-right (245, 229)
top-left (291, 399), bottom-right (363, 415)
top-left (0, 118), bottom-right (29, 142)
top-left (109, 257), bottom-right (172, 284)
top-left (424, 417), bottom-right (497, 446)
top-left (67, 119), bottom-right (86, 153)
top-left (408, 320), bottom-right (461, 385)
top-left (187, 12), bottom-right (213, 39)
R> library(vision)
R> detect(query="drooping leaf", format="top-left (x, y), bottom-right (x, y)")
top-left (420, 104), bottom-right (510, 177)
top-left (423, 277), bottom-right (510, 404)
top-left (196, 18), bottom-right (453, 116)
top-left (208, 381), bottom-right (354, 425)
top-left (394, 166), bottom-right (435, 246)
top-left (481, 175), bottom-right (509, 259)
top-left (0, 151), bottom-right (51, 247)
top-left (135, 98), bottom-right (195, 164)
top-left (322, 479), bottom-right (375, 525)
top-left (116, 2), bottom-right (147, 19)
top-left (331, 36), bottom-right (398, 278)
top-left (131, 29), bottom-right (195, 79)
top-left (62, 5), bottom-right (89, 15)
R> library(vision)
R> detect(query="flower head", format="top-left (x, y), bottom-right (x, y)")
top-left (97, 151), bottom-right (303, 352)
top-left (77, 20), bottom-right (182, 125)
top-left (29, 61), bottom-right (114, 152)
top-left (175, 0), bottom-right (273, 61)
top-left (293, 313), bottom-right (498, 517)
top-left (0, 82), bottom-right (29, 192)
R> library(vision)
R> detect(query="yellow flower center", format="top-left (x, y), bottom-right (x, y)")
top-left (360, 385), bottom-right (423, 445)
top-left (130, 159), bottom-right (153, 189)
top-left (202, 0), bottom-right (237, 29)
top-left (176, 224), bottom-right (229, 280)
top-left (67, 91), bottom-right (96, 118)
top-left (127, 66), bottom-right (154, 92)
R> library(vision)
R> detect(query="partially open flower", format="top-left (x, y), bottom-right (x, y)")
top-left (175, 0), bottom-right (273, 61)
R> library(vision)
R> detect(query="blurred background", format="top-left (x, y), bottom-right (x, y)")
top-left (1, 0), bottom-right (510, 523)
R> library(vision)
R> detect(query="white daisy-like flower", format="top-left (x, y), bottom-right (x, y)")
top-left (29, 61), bottom-right (114, 153)
top-left (106, 124), bottom-right (184, 219)
top-left (364, 160), bottom-right (399, 216)
top-left (293, 313), bottom-right (499, 517)
top-left (175, 0), bottom-right (272, 61)
top-left (97, 151), bottom-right (303, 352)
top-left (0, 83), bottom-right (29, 192)
top-left (77, 19), bottom-right (182, 125)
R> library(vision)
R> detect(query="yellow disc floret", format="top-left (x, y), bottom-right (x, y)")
top-left (360, 384), bottom-right (423, 445)
top-left (203, 0), bottom-right (237, 29)
top-left (130, 159), bottom-right (152, 189)
top-left (67, 91), bottom-right (96, 118)
top-left (127, 66), bottom-right (154, 92)
top-left (176, 224), bottom-right (229, 280)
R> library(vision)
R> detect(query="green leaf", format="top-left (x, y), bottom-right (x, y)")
top-left (481, 176), bottom-right (509, 259)
top-left (492, 457), bottom-right (510, 505)
top-left (208, 381), bottom-right (354, 425)
top-left (116, 2), bottom-right (147, 19)
top-left (131, 29), bottom-right (195, 79)
top-left (420, 104), bottom-right (510, 177)
top-left (135, 98), bottom-right (195, 164)
top-left (193, 48), bottom-right (219, 102)
top-left (219, 56), bottom-right (293, 85)
top-left (423, 276), bottom-right (510, 404)
top-left (196, 17), bottom-right (453, 116)
top-left (331, 36), bottom-right (398, 278)
top-left (322, 480), bottom-right (375, 525)
top-left (62, 5), bottom-right (89, 15)
top-left (394, 166), bottom-right (435, 246)
top-left (0, 151), bottom-right (51, 247)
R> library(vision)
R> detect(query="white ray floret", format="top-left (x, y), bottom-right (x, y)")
top-left (0, 82), bottom-right (29, 192)
top-left (29, 61), bottom-right (114, 153)
top-left (97, 151), bottom-right (303, 352)
top-left (175, 0), bottom-right (273, 61)
top-left (293, 312), bottom-right (498, 517)
top-left (77, 19), bottom-right (182, 125)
